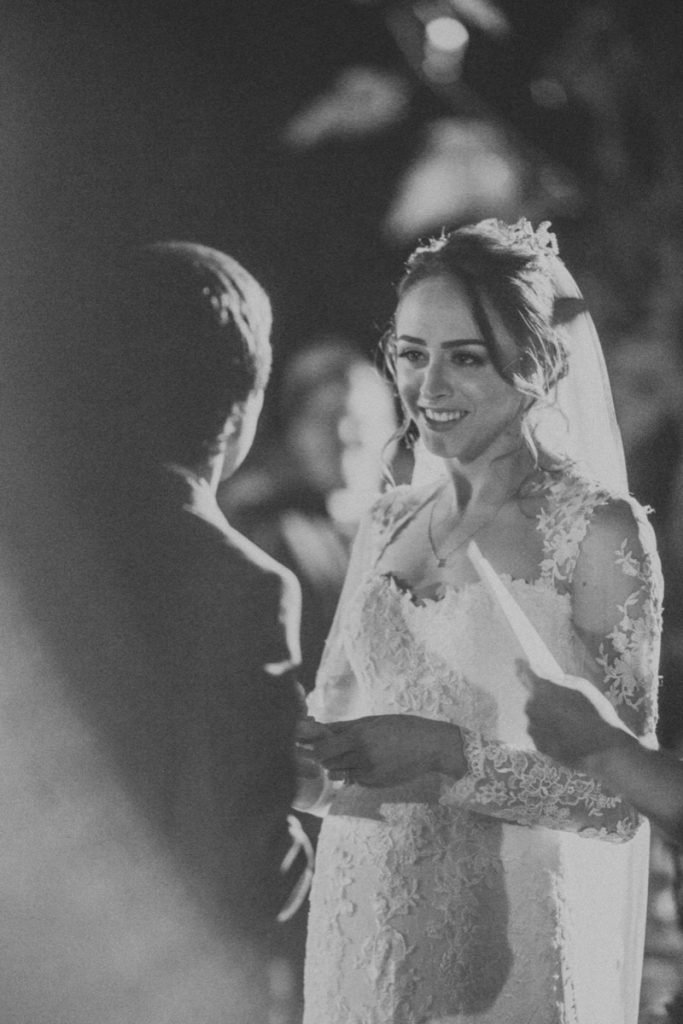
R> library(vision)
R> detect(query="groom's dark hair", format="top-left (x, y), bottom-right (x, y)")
top-left (104, 241), bottom-right (272, 466)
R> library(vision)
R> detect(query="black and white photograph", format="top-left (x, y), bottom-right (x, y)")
top-left (2, 1), bottom-right (683, 1021)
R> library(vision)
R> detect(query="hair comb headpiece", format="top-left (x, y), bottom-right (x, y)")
top-left (502, 218), bottom-right (559, 257)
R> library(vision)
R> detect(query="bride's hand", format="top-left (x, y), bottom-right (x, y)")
top-left (309, 715), bottom-right (466, 787)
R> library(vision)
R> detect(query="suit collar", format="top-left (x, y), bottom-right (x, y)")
top-left (163, 463), bottom-right (231, 533)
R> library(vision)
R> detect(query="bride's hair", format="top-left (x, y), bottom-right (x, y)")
top-left (380, 218), bottom-right (573, 451)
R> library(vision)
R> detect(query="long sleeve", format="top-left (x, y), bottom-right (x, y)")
top-left (441, 496), bottom-right (662, 842)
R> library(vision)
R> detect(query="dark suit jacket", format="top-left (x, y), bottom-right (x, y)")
top-left (226, 481), bottom-right (351, 695)
top-left (104, 466), bottom-right (303, 945)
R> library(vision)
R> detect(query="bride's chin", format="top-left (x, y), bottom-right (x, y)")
top-left (418, 433), bottom-right (460, 460)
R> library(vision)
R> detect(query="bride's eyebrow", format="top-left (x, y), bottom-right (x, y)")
top-left (395, 335), bottom-right (487, 348)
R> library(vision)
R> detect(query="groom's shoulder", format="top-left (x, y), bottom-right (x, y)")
top-left (222, 521), bottom-right (298, 584)
top-left (202, 517), bottom-right (301, 611)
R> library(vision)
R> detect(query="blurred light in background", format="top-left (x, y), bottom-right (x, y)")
top-left (426, 14), bottom-right (468, 51)
top-left (283, 66), bottom-right (410, 146)
top-left (423, 16), bottom-right (469, 83)
top-left (383, 118), bottom-right (523, 240)
top-left (447, 0), bottom-right (509, 39)
top-left (383, 116), bottom-right (583, 242)
top-left (530, 77), bottom-right (569, 110)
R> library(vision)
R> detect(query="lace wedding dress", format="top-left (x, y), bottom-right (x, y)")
top-left (303, 469), bottom-right (662, 1024)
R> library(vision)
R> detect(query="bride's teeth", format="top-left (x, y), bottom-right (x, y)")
top-left (424, 410), bottom-right (466, 422)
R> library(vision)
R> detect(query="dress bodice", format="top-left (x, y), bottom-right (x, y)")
top-left (345, 571), bottom-right (571, 747)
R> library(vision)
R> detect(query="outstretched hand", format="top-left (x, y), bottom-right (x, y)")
top-left (305, 714), bottom-right (465, 788)
top-left (518, 660), bottom-right (630, 767)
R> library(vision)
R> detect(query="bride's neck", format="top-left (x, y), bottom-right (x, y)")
top-left (441, 442), bottom-right (534, 512)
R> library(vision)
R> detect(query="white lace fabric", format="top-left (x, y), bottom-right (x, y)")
top-left (304, 468), bottom-right (662, 1024)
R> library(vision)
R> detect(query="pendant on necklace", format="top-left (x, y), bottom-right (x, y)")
top-left (437, 557), bottom-right (447, 568)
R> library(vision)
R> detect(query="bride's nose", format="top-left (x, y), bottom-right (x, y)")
top-left (419, 355), bottom-right (452, 401)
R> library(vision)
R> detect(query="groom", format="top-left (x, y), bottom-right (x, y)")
top-left (92, 242), bottom-right (308, 995)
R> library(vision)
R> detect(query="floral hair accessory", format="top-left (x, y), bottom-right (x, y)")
top-left (504, 218), bottom-right (559, 257)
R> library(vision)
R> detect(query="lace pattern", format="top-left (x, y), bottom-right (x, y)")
top-left (454, 729), bottom-right (639, 840)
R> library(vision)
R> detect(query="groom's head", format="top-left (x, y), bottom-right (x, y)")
top-left (109, 241), bottom-right (272, 477)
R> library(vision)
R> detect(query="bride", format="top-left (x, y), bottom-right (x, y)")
top-left (296, 219), bottom-right (662, 1024)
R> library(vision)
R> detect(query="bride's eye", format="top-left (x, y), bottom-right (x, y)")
top-left (452, 349), bottom-right (486, 367)
top-left (396, 348), bottom-right (427, 365)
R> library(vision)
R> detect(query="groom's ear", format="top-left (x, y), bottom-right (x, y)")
top-left (221, 405), bottom-right (243, 441)
top-left (223, 389), bottom-right (265, 440)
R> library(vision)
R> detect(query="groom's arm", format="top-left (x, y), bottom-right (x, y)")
top-left (176, 547), bottom-right (304, 935)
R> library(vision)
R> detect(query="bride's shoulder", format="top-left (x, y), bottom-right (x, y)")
top-left (538, 463), bottom-right (656, 554)
top-left (538, 463), bottom-right (642, 519)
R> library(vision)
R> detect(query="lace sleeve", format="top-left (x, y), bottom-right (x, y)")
top-left (442, 497), bottom-right (662, 843)
top-left (570, 498), bottom-right (661, 742)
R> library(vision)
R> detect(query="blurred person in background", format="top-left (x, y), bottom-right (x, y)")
top-left (296, 219), bottom-right (661, 1024)
top-left (222, 336), bottom-right (399, 695)
top-left (220, 337), bottom-right (398, 1021)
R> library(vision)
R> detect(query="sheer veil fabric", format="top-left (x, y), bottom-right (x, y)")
top-left (533, 256), bottom-right (628, 494)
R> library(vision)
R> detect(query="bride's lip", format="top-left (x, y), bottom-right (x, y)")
top-left (419, 408), bottom-right (469, 430)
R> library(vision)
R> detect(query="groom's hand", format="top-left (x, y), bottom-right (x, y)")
top-left (519, 661), bottom-right (628, 767)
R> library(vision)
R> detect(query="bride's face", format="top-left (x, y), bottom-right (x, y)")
top-left (393, 274), bottom-right (526, 464)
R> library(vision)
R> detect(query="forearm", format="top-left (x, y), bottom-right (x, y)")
top-left (583, 741), bottom-right (683, 846)
top-left (442, 728), bottom-right (640, 840)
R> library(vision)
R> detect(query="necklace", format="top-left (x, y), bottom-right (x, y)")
top-left (426, 481), bottom-right (524, 568)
